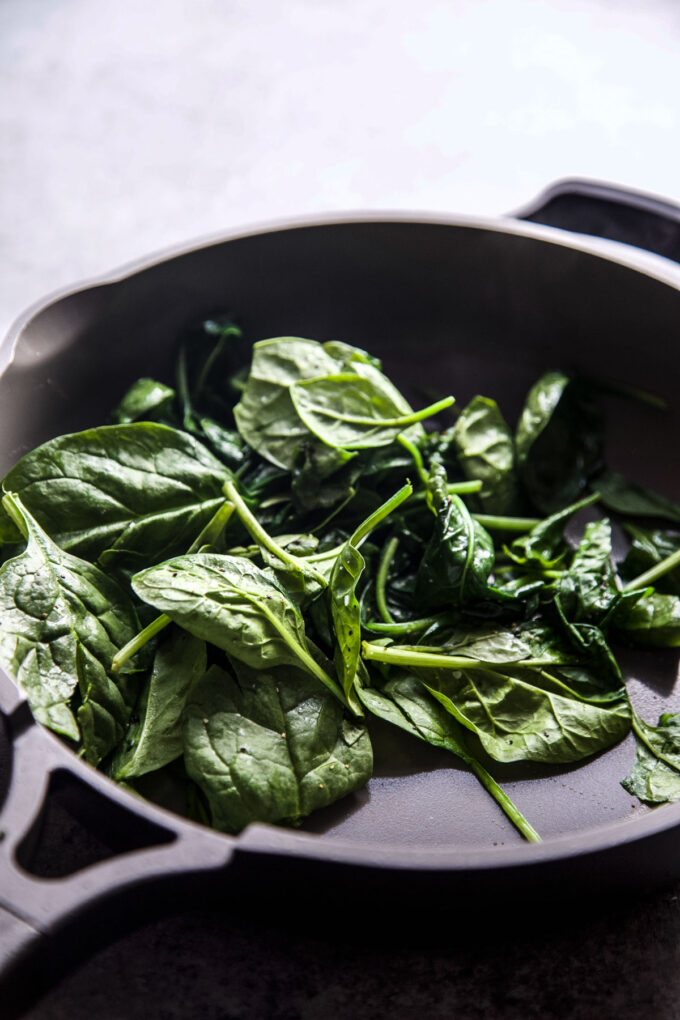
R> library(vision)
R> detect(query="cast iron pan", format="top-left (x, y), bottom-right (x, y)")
top-left (2, 179), bottom-right (680, 1012)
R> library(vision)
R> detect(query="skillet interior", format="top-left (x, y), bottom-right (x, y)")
top-left (1, 216), bottom-right (679, 854)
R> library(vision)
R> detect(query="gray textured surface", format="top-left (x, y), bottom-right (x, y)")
top-left (4, 0), bottom-right (680, 1016)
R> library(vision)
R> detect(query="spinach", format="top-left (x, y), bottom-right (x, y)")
top-left (183, 662), bottom-right (372, 833)
top-left (1, 423), bottom-right (232, 568)
top-left (356, 667), bottom-right (540, 841)
top-left (452, 395), bottom-right (519, 514)
top-left (596, 471), bottom-right (680, 523)
top-left (290, 362), bottom-right (453, 451)
top-left (623, 711), bottom-right (680, 803)
top-left (2, 319), bottom-right (679, 842)
top-left (131, 553), bottom-right (346, 704)
top-left (112, 629), bottom-right (207, 780)
top-left (619, 526), bottom-right (680, 596)
top-left (233, 337), bottom-right (350, 470)
top-left (415, 459), bottom-right (497, 611)
top-left (515, 371), bottom-right (603, 513)
top-left (0, 494), bottom-right (139, 761)
top-left (111, 378), bottom-right (176, 425)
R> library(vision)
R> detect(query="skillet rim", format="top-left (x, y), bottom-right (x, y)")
top-left (3, 205), bottom-right (680, 874)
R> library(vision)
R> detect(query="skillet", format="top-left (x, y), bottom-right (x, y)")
top-left (2, 178), bottom-right (680, 1010)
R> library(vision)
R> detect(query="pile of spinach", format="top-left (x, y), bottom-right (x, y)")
top-left (2, 313), bottom-right (680, 843)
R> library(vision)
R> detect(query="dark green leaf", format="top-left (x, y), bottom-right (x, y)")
top-left (614, 593), bottom-right (680, 647)
top-left (183, 662), bottom-right (372, 833)
top-left (508, 492), bottom-right (599, 570)
top-left (110, 378), bottom-right (176, 425)
top-left (623, 712), bottom-right (680, 803)
top-left (415, 460), bottom-right (496, 611)
top-left (0, 494), bottom-right (139, 758)
top-left (420, 664), bottom-right (631, 764)
top-left (452, 395), bottom-right (519, 514)
top-left (131, 553), bottom-right (344, 703)
top-left (234, 337), bottom-right (350, 470)
top-left (2, 423), bottom-right (232, 567)
top-left (112, 629), bottom-right (207, 780)
top-left (596, 472), bottom-right (680, 523)
top-left (516, 372), bottom-right (603, 513)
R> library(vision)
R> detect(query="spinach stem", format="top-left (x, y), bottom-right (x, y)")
top-left (189, 499), bottom-right (235, 552)
top-left (466, 758), bottom-right (542, 842)
top-left (112, 497), bottom-right (235, 672)
top-left (311, 486), bottom-right (357, 535)
top-left (472, 514), bottom-right (541, 532)
top-left (1, 493), bottom-right (28, 539)
top-left (365, 614), bottom-right (450, 635)
top-left (255, 597), bottom-right (347, 707)
top-left (375, 536), bottom-right (400, 624)
top-left (622, 547), bottom-right (680, 593)
top-left (397, 434), bottom-right (429, 486)
top-left (361, 642), bottom-right (564, 671)
top-left (112, 614), bottom-right (171, 672)
top-left (350, 482), bottom-right (413, 547)
top-left (223, 479), bottom-right (327, 586)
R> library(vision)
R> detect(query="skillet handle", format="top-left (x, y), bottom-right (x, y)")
top-left (515, 177), bottom-right (680, 264)
top-left (0, 694), bottom-right (234, 1019)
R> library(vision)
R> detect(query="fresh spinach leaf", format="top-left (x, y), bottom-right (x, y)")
top-left (2, 423), bottom-right (233, 568)
top-left (596, 472), bottom-right (680, 523)
top-left (112, 629), bottom-right (207, 780)
top-left (0, 494), bottom-right (139, 760)
top-left (419, 663), bottom-right (631, 764)
top-left (614, 593), bottom-right (680, 647)
top-left (111, 378), bottom-right (176, 425)
top-left (452, 395), bottom-right (519, 514)
top-left (415, 459), bottom-right (496, 611)
top-left (131, 553), bottom-right (345, 704)
top-left (183, 662), bottom-right (372, 833)
top-left (516, 371), bottom-right (603, 514)
top-left (290, 362), bottom-right (453, 451)
top-left (622, 711), bottom-right (680, 803)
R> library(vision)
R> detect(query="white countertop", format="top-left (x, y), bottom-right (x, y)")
top-left (3, 0), bottom-right (680, 339)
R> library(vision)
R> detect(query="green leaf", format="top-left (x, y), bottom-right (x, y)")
top-left (508, 492), bottom-right (599, 570)
top-left (415, 460), bottom-right (496, 611)
top-left (112, 629), bottom-right (207, 780)
top-left (515, 372), bottom-right (603, 513)
top-left (614, 593), bottom-right (680, 647)
top-left (290, 362), bottom-right (451, 451)
top-left (0, 494), bottom-right (139, 758)
top-left (356, 666), bottom-right (541, 841)
top-left (623, 712), bottom-right (680, 804)
top-left (596, 472), bottom-right (680, 523)
top-left (131, 553), bottom-right (345, 703)
top-left (619, 526), bottom-right (680, 596)
top-left (419, 664), bottom-right (631, 764)
top-left (233, 337), bottom-right (349, 470)
top-left (2, 423), bottom-right (232, 567)
top-left (555, 517), bottom-right (636, 626)
top-left (110, 378), bottom-right (176, 424)
top-left (452, 395), bottom-right (519, 514)
top-left (183, 662), bottom-right (373, 833)
top-left (329, 484), bottom-right (412, 714)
